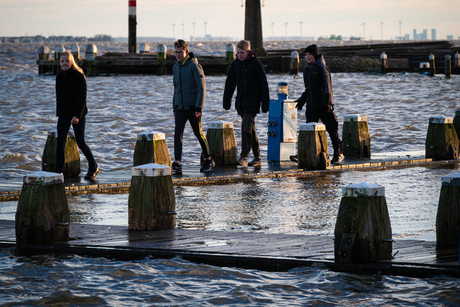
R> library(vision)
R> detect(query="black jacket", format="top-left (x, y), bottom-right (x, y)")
top-left (223, 52), bottom-right (270, 116)
top-left (56, 67), bottom-right (88, 118)
top-left (297, 54), bottom-right (334, 110)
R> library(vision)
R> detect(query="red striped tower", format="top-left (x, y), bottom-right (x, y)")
top-left (129, 0), bottom-right (137, 53)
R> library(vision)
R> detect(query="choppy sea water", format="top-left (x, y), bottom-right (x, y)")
top-left (1, 42), bottom-right (460, 305)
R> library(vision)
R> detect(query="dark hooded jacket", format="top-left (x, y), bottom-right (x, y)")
top-left (297, 54), bottom-right (334, 110)
top-left (172, 52), bottom-right (206, 112)
top-left (223, 51), bottom-right (270, 115)
top-left (56, 66), bottom-right (88, 119)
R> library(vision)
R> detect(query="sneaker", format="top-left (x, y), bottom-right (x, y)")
top-left (289, 155), bottom-right (299, 163)
top-left (84, 167), bottom-right (100, 180)
top-left (331, 153), bottom-right (345, 164)
top-left (235, 156), bottom-right (248, 166)
top-left (200, 158), bottom-right (215, 172)
top-left (248, 158), bottom-right (261, 167)
top-left (172, 161), bottom-right (182, 174)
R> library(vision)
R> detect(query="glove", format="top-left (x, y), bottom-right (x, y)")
top-left (295, 99), bottom-right (304, 111)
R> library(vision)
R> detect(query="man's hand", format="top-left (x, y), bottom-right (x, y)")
top-left (295, 99), bottom-right (304, 111)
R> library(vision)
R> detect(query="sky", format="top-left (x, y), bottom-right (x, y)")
top-left (1, 0), bottom-right (459, 40)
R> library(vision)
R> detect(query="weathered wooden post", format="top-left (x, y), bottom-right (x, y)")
top-left (342, 114), bottom-right (371, 159)
top-left (38, 46), bottom-right (50, 75)
top-left (128, 163), bottom-right (176, 230)
top-left (425, 116), bottom-right (459, 161)
top-left (436, 172), bottom-right (460, 248)
top-left (429, 53), bottom-right (436, 76)
top-left (445, 55), bottom-right (451, 79)
top-left (157, 44), bottom-right (167, 75)
top-left (380, 52), bottom-right (388, 74)
top-left (298, 123), bottom-right (330, 170)
top-left (206, 121), bottom-right (238, 166)
top-left (290, 51), bottom-right (299, 75)
top-left (85, 44), bottom-right (97, 77)
top-left (16, 171), bottom-right (69, 244)
top-left (54, 44), bottom-right (65, 75)
top-left (42, 130), bottom-right (81, 177)
top-left (140, 43), bottom-right (150, 54)
top-left (133, 131), bottom-right (171, 172)
top-left (453, 110), bottom-right (460, 156)
top-left (334, 182), bottom-right (392, 263)
top-left (226, 43), bottom-right (235, 73)
top-left (244, 0), bottom-right (266, 55)
top-left (70, 44), bottom-right (80, 60)
top-left (128, 0), bottom-right (137, 53)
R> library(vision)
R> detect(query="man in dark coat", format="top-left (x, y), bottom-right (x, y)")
top-left (294, 44), bottom-right (344, 164)
top-left (223, 39), bottom-right (270, 167)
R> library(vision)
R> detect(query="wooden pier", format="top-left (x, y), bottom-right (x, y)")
top-left (0, 220), bottom-right (458, 277)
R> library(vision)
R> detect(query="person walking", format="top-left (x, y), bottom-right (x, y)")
top-left (223, 39), bottom-right (270, 167)
top-left (55, 50), bottom-right (99, 180)
top-left (172, 39), bottom-right (214, 174)
top-left (292, 44), bottom-right (344, 164)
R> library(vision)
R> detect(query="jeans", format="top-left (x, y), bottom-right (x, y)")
top-left (55, 116), bottom-right (97, 174)
top-left (240, 112), bottom-right (260, 159)
top-left (174, 109), bottom-right (210, 162)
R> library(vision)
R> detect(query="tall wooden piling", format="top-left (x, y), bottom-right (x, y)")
top-left (70, 44), bottom-right (80, 60)
top-left (244, 0), bottom-right (265, 54)
top-left (54, 44), bottom-right (65, 74)
top-left (157, 44), bottom-right (167, 75)
top-left (206, 121), bottom-right (238, 166)
top-left (429, 54), bottom-right (436, 76)
top-left (42, 130), bottom-right (81, 177)
top-left (15, 171), bottom-right (69, 244)
top-left (425, 116), bottom-right (459, 160)
top-left (436, 173), bottom-right (460, 248)
top-left (445, 55), bottom-right (451, 78)
top-left (298, 123), bottom-right (330, 170)
top-left (290, 51), bottom-right (299, 75)
top-left (342, 114), bottom-right (371, 159)
top-left (133, 131), bottom-right (171, 172)
top-left (39, 46), bottom-right (50, 74)
top-left (85, 44), bottom-right (97, 77)
top-left (128, 0), bottom-right (137, 53)
top-left (128, 163), bottom-right (176, 231)
top-left (453, 110), bottom-right (460, 156)
top-left (380, 52), bottom-right (388, 74)
top-left (334, 182), bottom-right (392, 263)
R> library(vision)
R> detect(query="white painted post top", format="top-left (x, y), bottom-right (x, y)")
top-left (344, 114), bottom-right (367, 122)
top-left (429, 116), bottom-right (453, 124)
top-left (137, 131), bottom-right (165, 141)
top-left (442, 173), bottom-right (460, 186)
top-left (291, 51), bottom-right (299, 59)
top-left (342, 182), bottom-right (385, 197)
top-left (208, 121), bottom-right (233, 129)
top-left (299, 122), bottom-right (325, 131)
top-left (24, 171), bottom-right (64, 185)
top-left (381, 52), bottom-right (387, 59)
top-left (226, 43), bottom-right (235, 52)
top-left (429, 54), bottom-right (435, 60)
top-left (132, 163), bottom-right (171, 177)
top-left (157, 44), bottom-right (166, 53)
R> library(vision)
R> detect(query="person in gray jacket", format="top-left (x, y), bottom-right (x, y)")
top-left (172, 39), bottom-right (214, 173)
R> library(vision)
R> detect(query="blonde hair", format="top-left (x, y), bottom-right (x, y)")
top-left (236, 40), bottom-right (251, 50)
top-left (61, 50), bottom-right (84, 75)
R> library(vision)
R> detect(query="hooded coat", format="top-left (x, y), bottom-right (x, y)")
top-left (223, 52), bottom-right (270, 116)
top-left (172, 52), bottom-right (206, 112)
top-left (297, 54), bottom-right (334, 110)
top-left (55, 66), bottom-right (88, 119)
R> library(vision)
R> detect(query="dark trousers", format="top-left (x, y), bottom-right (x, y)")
top-left (306, 108), bottom-right (343, 154)
top-left (56, 116), bottom-right (97, 174)
top-left (174, 110), bottom-right (210, 162)
top-left (240, 112), bottom-right (260, 159)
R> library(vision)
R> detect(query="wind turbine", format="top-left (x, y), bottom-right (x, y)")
top-left (380, 21), bottom-right (384, 40)
top-left (172, 23), bottom-right (176, 39)
top-left (271, 22), bottom-right (274, 39)
top-left (181, 22), bottom-right (185, 38)
top-left (397, 18), bottom-right (403, 39)
top-left (284, 22), bottom-right (288, 40)
top-left (192, 21), bottom-right (196, 37)
top-left (361, 18), bottom-right (366, 40)
top-left (299, 20), bottom-right (304, 39)
top-left (204, 21), bottom-right (208, 38)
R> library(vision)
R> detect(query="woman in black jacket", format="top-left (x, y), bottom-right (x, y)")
top-left (55, 50), bottom-right (99, 180)
top-left (223, 40), bottom-right (269, 167)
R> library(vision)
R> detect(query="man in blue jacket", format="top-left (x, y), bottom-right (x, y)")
top-left (223, 39), bottom-right (270, 167)
top-left (293, 44), bottom-right (344, 164)
top-left (172, 39), bottom-right (214, 173)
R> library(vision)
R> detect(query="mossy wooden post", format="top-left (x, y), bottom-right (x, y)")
top-left (445, 55), bottom-right (451, 79)
top-left (298, 123), bottom-right (330, 170)
top-left (334, 182), bottom-right (392, 263)
top-left (38, 46), bottom-right (50, 75)
top-left (453, 110), bottom-right (460, 156)
top-left (128, 163), bottom-right (176, 230)
top-left (380, 52), bottom-right (388, 74)
top-left (42, 130), bottom-right (81, 177)
top-left (226, 43), bottom-right (235, 73)
top-left (53, 44), bottom-right (65, 75)
top-left (436, 173), bottom-right (460, 248)
top-left (157, 44), bottom-right (167, 75)
top-left (206, 121), bottom-right (237, 166)
top-left (290, 51), bottom-right (299, 75)
top-left (70, 44), bottom-right (80, 60)
top-left (140, 43), bottom-right (150, 54)
top-left (425, 116), bottom-right (459, 161)
top-left (429, 54), bottom-right (436, 77)
top-left (85, 44), bottom-right (97, 77)
top-left (133, 131), bottom-right (171, 173)
top-left (15, 171), bottom-right (69, 244)
top-left (342, 114), bottom-right (371, 159)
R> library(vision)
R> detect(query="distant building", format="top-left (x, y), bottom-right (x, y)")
top-left (413, 29), bottom-right (428, 40)
top-left (447, 35), bottom-right (454, 40)
top-left (431, 29), bottom-right (436, 40)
